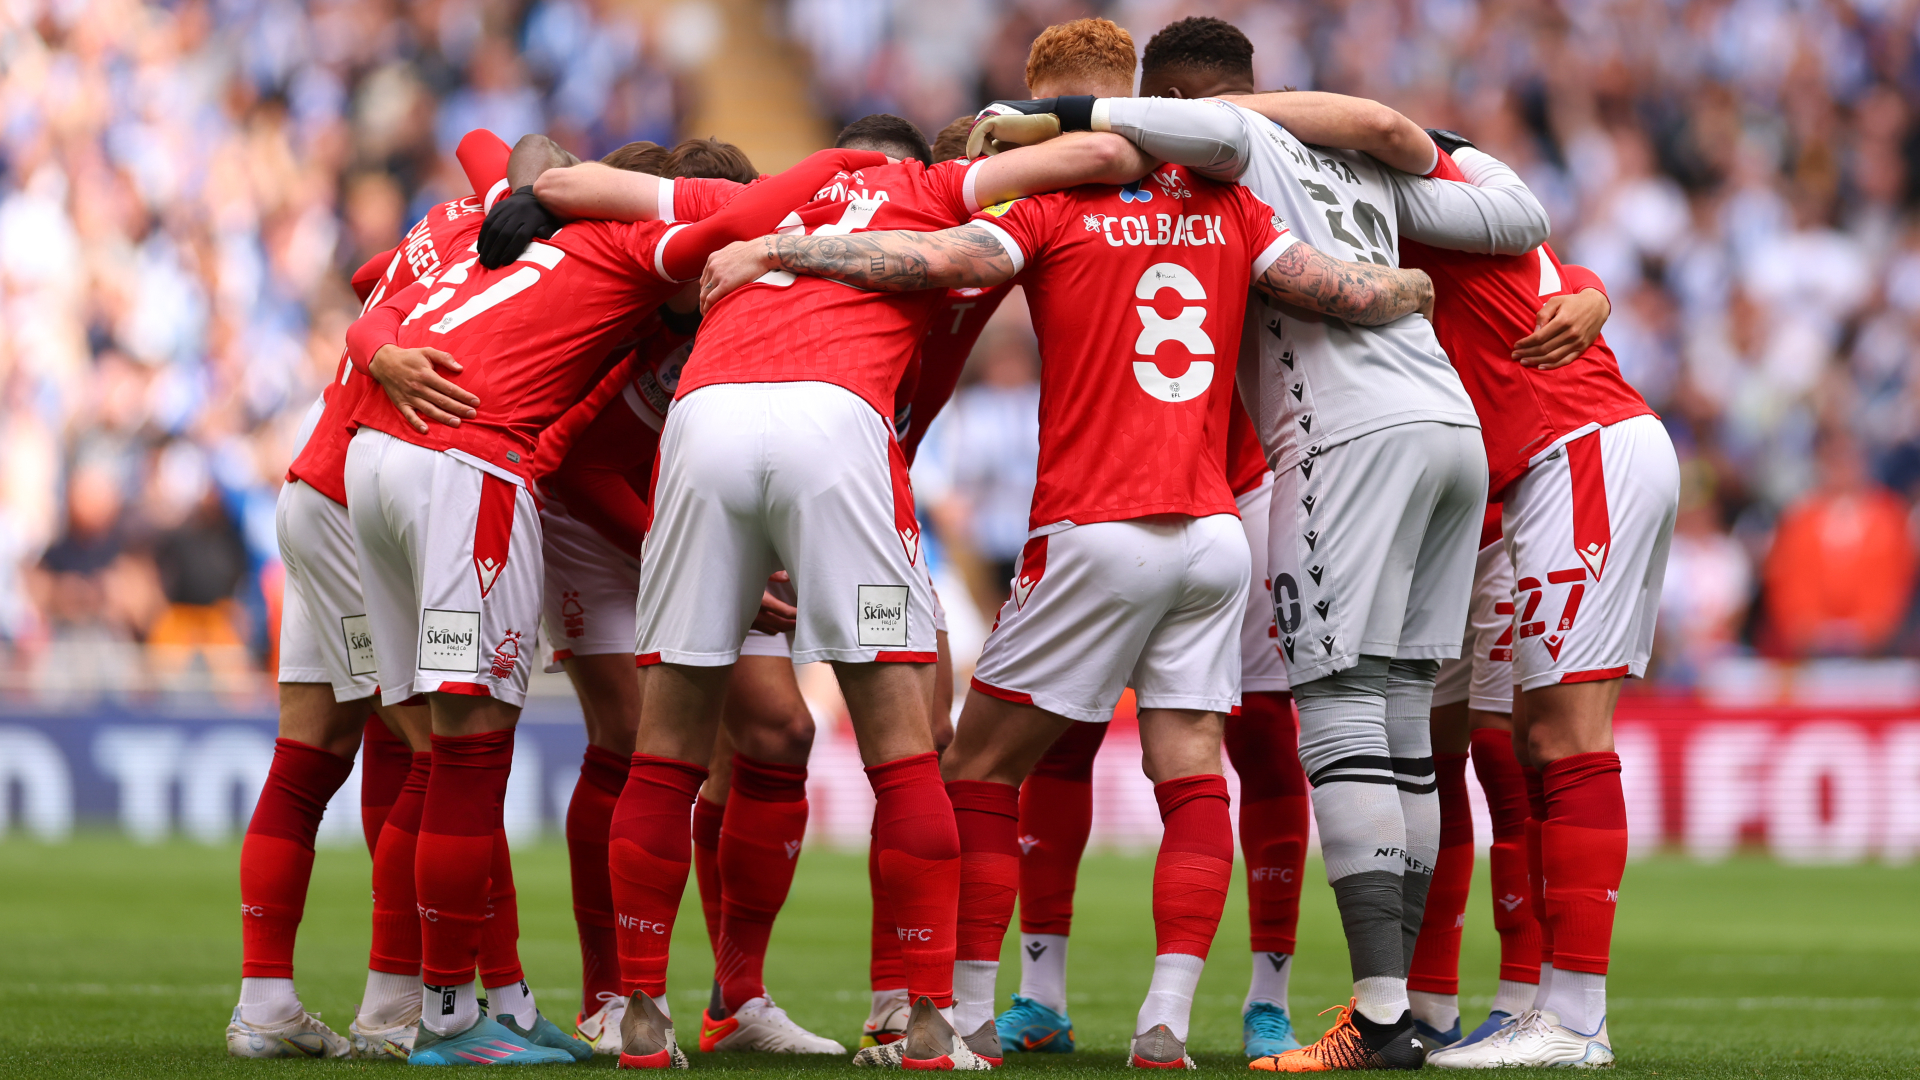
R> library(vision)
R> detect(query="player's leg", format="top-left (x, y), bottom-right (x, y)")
top-left (1123, 513), bottom-right (1247, 1069)
top-left (997, 721), bottom-right (1103, 1053)
top-left (1228, 475), bottom-right (1308, 1057)
top-left (618, 385), bottom-right (773, 1068)
top-left (1434, 416), bottom-right (1677, 1070)
top-left (1260, 424), bottom-right (1481, 1073)
top-left (704, 646), bottom-right (846, 1054)
top-left (358, 703), bottom-right (432, 1058)
top-left (229, 479), bottom-right (375, 1059)
top-left (694, 725), bottom-right (731, 961)
top-left (361, 717), bottom-right (412, 854)
top-left (344, 429), bottom-right (575, 1064)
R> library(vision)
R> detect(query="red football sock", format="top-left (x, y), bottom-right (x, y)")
top-left (1224, 692), bottom-right (1309, 954)
top-left (1016, 722), bottom-right (1105, 935)
top-left (867, 752), bottom-right (961, 1007)
top-left (240, 738), bottom-right (355, 978)
top-left (416, 730), bottom-right (515, 987)
top-left (868, 830), bottom-right (904, 990)
top-left (610, 753), bottom-right (706, 998)
top-left (1152, 775), bottom-right (1232, 958)
top-left (948, 780), bottom-right (1020, 963)
top-left (1471, 729), bottom-right (1541, 983)
top-left (569, 744), bottom-right (627, 1014)
top-left (1523, 764), bottom-right (1554, 967)
top-left (692, 794), bottom-right (725, 958)
top-left (360, 717), bottom-right (412, 857)
top-left (478, 827), bottom-right (523, 988)
top-left (716, 756), bottom-right (810, 1011)
top-left (1541, 752), bottom-right (1628, 975)
top-left (369, 752), bottom-right (430, 975)
top-left (1409, 752), bottom-right (1473, 995)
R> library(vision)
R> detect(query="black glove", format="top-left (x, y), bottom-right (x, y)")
top-left (477, 186), bottom-right (560, 269)
top-left (984, 95), bottom-right (1097, 132)
top-left (1424, 128), bottom-right (1476, 155)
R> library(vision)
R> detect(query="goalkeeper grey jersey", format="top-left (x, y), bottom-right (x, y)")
top-left (1225, 105), bottom-right (1480, 475)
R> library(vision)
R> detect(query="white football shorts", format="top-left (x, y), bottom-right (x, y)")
top-left (276, 478), bottom-right (379, 702)
top-left (346, 428), bottom-right (544, 708)
top-left (1432, 536), bottom-right (1517, 713)
top-left (970, 513), bottom-right (1250, 723)
top-left (1236, 476), bottom-right (1290, 693)
top-left (738, 574), bottom-right (797, 660)
top-left (636, 381), bottom-right (936, 666)
top-left (1503, 414), bottom-right (1679, 691)
top-left (1268, 421), bottom-right (1488, 686)
top-left (539, 499), bottom-right (640, 672)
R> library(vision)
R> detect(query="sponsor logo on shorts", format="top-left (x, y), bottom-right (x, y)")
top-left (490, 629), bottom-right (524, 680)
top-left (341, 614), bottom-right (378, 677)
top-left (419, 609), bottom-right (481, 673)
top-left (856, 584), bottom-right (909, 648)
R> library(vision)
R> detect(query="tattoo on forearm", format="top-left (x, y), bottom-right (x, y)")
top-left (1257, 244), bottom-right (1433, 326)
top-left (771, 225), bottom-right (1014, 291)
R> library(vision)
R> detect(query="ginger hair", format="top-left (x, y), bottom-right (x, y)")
top-left (1024, 18), bottom-right (1136, 97)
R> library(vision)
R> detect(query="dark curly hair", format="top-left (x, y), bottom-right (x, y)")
top-left (1141, 16), bottom-right (1255, 85)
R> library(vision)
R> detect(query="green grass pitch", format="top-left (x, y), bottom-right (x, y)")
top-left (1, 838), bottom-right (1914, 1078)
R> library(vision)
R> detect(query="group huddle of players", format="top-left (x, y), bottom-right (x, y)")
top-left (225, 13), bottom-right (1676, 1074)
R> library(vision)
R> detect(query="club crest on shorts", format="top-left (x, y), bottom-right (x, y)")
top-left (856, 584), bottom-right (909, 647)
top-left (490, 629), bottom-right (523, 679)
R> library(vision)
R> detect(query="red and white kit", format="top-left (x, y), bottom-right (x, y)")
top-left (1431, 503), bottom-right (1515, 712)
top-left (276, 130), bottom-right (509, 700)
top-left (637, 155), bottom-right (995, 666)
top-left (343, 150), bottom-right (877, 704)
top-left (1405, 148), bottom-right (1679, 691)
top-left (965, 167), bottom-right (1295, 721)
top-left (1229, 402), bottom-right (1289, 694)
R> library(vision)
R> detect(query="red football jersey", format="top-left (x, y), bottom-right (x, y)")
top-left (347, 220), bottom-right (684, 482)
top-left (1226, 397), bottom-right (1269, 497)
top-left (969, 166), bottom-right (1293, 531)
top-left (896, 282), bottom-right (1016, 463)
top-left (1401, 148), bottom-right (1652, 497)
top-left (288, 194), bottom-right (494, 505)
top-left (662, 177), bottom-right (746, 223)
top-left (679, 157), bottom-right (988, 417)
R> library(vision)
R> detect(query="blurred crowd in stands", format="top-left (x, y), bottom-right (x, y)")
top-left (3, 0), bottom-right (1919, 697)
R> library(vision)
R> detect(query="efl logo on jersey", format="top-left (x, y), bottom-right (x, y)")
top-left (980, 199), bottom-right (1020, 217)
top-left (419, 609), bottom-right (481, 673)
top-left (856, 584), bottom-right (910, 647)
top-left (341, 614), bottom-right (378, 677)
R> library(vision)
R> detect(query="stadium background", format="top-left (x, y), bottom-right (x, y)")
top-left (0, 2), bottom-right (1916, 1076)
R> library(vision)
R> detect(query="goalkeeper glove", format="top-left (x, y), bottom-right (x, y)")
top-left (1424, 128), bottom-right (1477, 155)
top-left (965, 96), bottom-right (1099, 157)
top-left (477, 186), bottom-right (560, 269)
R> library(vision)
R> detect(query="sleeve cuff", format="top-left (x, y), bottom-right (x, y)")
top-left (484, 178), bottom-right (512, 213)
top-left (1251, 233), bottom-right (1298, 279)
top-left (970, 219), bottom-right (1025, 275)
top-left (961, 157), bottom-right (990, 213)
top-left (654, 222), bottom-right (692, 281)
top-left (657, 177), bottom-right (677, 223)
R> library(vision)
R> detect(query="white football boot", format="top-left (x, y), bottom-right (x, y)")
top-left (1427, 1009), bottom-right (1614, 1068)
top-left (703, 996), bottom-right (847, 1053)
top-left (576, 993), bottom-right (627, 1055)
top-left (861, 990), bottom-right (911, 1048)
top-left (225, 1005), bottom-right (351, 1059)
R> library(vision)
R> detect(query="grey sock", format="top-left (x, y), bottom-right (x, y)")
top-left (1385, 658), bottom-right (1439, 975)
top-left (1328, 869), bottom-right (1407, 981)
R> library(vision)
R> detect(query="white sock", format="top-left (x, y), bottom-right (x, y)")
top-left (1530, 963), bottom-right (1556, 1012)
top-left (486, 979), bottom-right (537, 1030)
top-left (1245, 951), bottom-right (1292, 1012)
top-left (1352, 975), bottom-right (1410, 1025)
top-left (421, 981), bottom-right (480, 1036)
top-left (1540, 969), bottom-right (1606, 1036)
top-left (952, 961), bottom-right (999, 1035)
top-left (649, 992), bottom-right (673, 1023)
top-left (1491, 979), bottom-right (1535, 1018)
top-left (1134, 952), bottom-right (1206, 1043)
top-left (867, 987), bottom-right (908, 1027)
top-left (1408, 989), bottom-right (1458, 1033)
top-left (1017, 933), bottom-right (1069, 1014)
top-left (359, 970), bottom-right (421, 1026)
top-left (238, 977), bottom-right (301, 1026)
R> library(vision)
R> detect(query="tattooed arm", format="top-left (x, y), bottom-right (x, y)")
top-left (1255, 241), bottom-right (1434, 326)
top-left (700, 224), bottom-right (1016, 310)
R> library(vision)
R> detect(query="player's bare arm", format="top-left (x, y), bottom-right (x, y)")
top-left (1257, 242), bottom-right (1435, 327)
top-left (1512, 287), bottom-right (1610, 370)
top-left (531, 160), bottom-right (666, 222)
top-left (366, 343), bottom-right (479, 433)
top-left (1221, 91), bottom-right (1437, 175)
top-left (699, 224), bottom-right (1015, 310)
